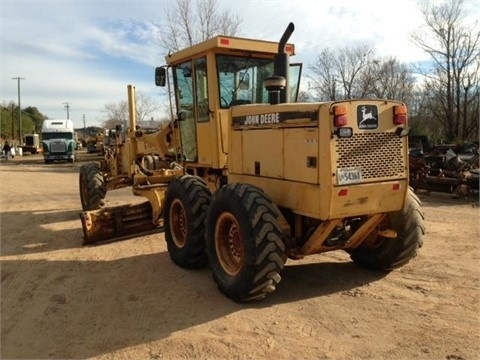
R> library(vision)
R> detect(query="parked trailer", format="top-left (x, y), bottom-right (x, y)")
top-left (22, 134), bottom-right (43, 154)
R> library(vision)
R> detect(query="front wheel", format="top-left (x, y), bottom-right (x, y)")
top-left (205, 183), bottom-right (286, 302)
top-left (79, 162), bottom-right (106, 211)
top-left (163, 175), bottom-right (212, 269)
top-left (347, 188), bottom-right (425, 271)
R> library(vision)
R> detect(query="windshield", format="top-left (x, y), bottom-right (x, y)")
top-left (216, 55), bottom-right (272, 108)
top-left (216, 55), bottom-right (302, 108)
top-left (42, 132), bottom-right (73, 140)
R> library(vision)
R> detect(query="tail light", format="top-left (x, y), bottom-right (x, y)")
top-left (394, 105), bottom-right (407, 125)
top-left (333, 105), bottom-right (348, 126)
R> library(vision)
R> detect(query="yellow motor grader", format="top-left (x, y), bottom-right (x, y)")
top-left (79, 23), bottom-right (425, 302)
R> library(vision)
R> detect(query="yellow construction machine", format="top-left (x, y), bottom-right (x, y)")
top-left (79, 23), bottom-right (425, 302)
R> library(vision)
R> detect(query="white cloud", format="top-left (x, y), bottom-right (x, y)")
top-left (1, 1), bottom-right (165, 127)
top-left (2, 0), bottom-right (475, 128)
top-left (81, 20), bottom-right (162, 66)
top-left (226, 0), bottom-right (430, 63)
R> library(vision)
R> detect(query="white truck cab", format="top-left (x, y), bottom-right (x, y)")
top-left (42, 119), bottom-right (76, 163)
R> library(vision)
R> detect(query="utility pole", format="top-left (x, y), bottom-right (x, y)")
top-left (63, 102), bottom-right (71, 119)
top-left (83, 114), bottom-right (86, 140)
top-left (12, 77), bottom-right (25, 144)
top-left (11, 103), bottom-right (15, 143)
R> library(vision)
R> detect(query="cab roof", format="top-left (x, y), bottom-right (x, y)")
top-left (164, 35), bottom-right (295, 65)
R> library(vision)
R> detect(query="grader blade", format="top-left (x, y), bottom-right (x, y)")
top-left (80, 201), bottom-right (162, 245)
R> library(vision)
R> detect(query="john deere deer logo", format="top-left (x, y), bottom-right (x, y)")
top-left (357, 105), bottom-right (378, 129)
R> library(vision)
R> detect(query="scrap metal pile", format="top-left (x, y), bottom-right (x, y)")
top-left (409, 139), bottom-right (479, 197)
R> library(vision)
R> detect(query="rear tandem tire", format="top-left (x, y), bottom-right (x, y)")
top-left (205, 183), bottom-right (286, 302)
top-left (79, 162), bottom-right (106, 211)
top-left (347, 188), bottom-right (425, 271)
top-left (163, 175), bottom-right (212, 269)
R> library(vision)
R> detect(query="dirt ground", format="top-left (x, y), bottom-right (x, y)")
top-left (1, 151), bottom-right (479, 360)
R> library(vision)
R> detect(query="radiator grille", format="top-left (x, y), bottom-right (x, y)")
top-left (51, 142), bottom-right (67, 153)
top-left (334, 132), bottom-right (405, 181)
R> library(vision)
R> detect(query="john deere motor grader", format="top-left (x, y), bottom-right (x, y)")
top-left (79, 23), bottom-right (425, 302)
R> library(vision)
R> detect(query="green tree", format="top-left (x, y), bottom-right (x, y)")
top-left (1, 103), bottom-right (47, 143)
top-left (0, 102), bottom-right (16, 141)
top-left (24, 106), bottom-right (47, 134)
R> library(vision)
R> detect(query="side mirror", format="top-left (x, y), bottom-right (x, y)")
top-left (155, 67), bottom-right (166, 87)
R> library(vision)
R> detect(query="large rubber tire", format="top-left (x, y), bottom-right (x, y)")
top-left (205, 183), bottom-right (286, 302)
top-left (163, 175), bottom-right (212, 269)
top-left (79, 162), bottom-right (106, 211)
top-left (347, 188), bottom-right (425, 271)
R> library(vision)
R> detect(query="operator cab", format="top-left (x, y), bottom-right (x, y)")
top-left (155, 34), bottom-right (302, 169)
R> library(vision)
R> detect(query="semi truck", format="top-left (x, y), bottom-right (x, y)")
top-left (42, 119), bottom-right (76, 163)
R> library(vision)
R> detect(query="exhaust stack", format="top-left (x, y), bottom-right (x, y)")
top-left (268, 22), bottom-right (295, 104)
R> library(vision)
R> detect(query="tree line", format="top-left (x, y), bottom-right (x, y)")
top-left (0, 103), bottom-right (45, 142)
top-left (156, 0), bottom-right (479, 144)
top-left (304, 0), bottom-right (478, 143)
top-left (1, 0), bottom-right (478, 145)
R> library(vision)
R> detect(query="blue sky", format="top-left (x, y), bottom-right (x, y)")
top-left (1, 0), bottom-right (478, 128)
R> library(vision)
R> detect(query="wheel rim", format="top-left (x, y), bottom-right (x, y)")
top-left (215, 212), bottom-right (244, 276)
top-left (362, 217), bottom-right (389, 248)
top-left (170, 198), bottom-right (187, 248)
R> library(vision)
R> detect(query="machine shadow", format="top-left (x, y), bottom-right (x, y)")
top-left (0, 162), bottom-right (81, 173)
top-left (264, 260), bottom-right (387, 305)
top-left (0, 208), bottom-right (84, 256)
top-left (1, 252), bottom-right (385, 359)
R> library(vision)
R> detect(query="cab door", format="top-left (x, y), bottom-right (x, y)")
top-left (173, 57), bottom-right (210, 164)
top-left (193, 57), bottom-right (212, 165)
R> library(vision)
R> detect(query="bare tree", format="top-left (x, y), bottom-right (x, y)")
top-left (411, 0), bottom-right (480, 142)
top-left (337, 45), bottom-right (375, 99)
top-left (158, 0), bottom-right (242, 52)
top-left (308, 49), bottom-right (338, 100)
top-left (366, 57), bottom-right (416, 102)
top-left (135, 92), bottom-right (162, 123)
top-left (102, 101), bottom-right (128, 129)
top-left (308, 45), bottom-right (377, 100)
top-left (308, 45), bottom-right (415, 103)
top-left (101, 91), bottom-right (161, 129)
